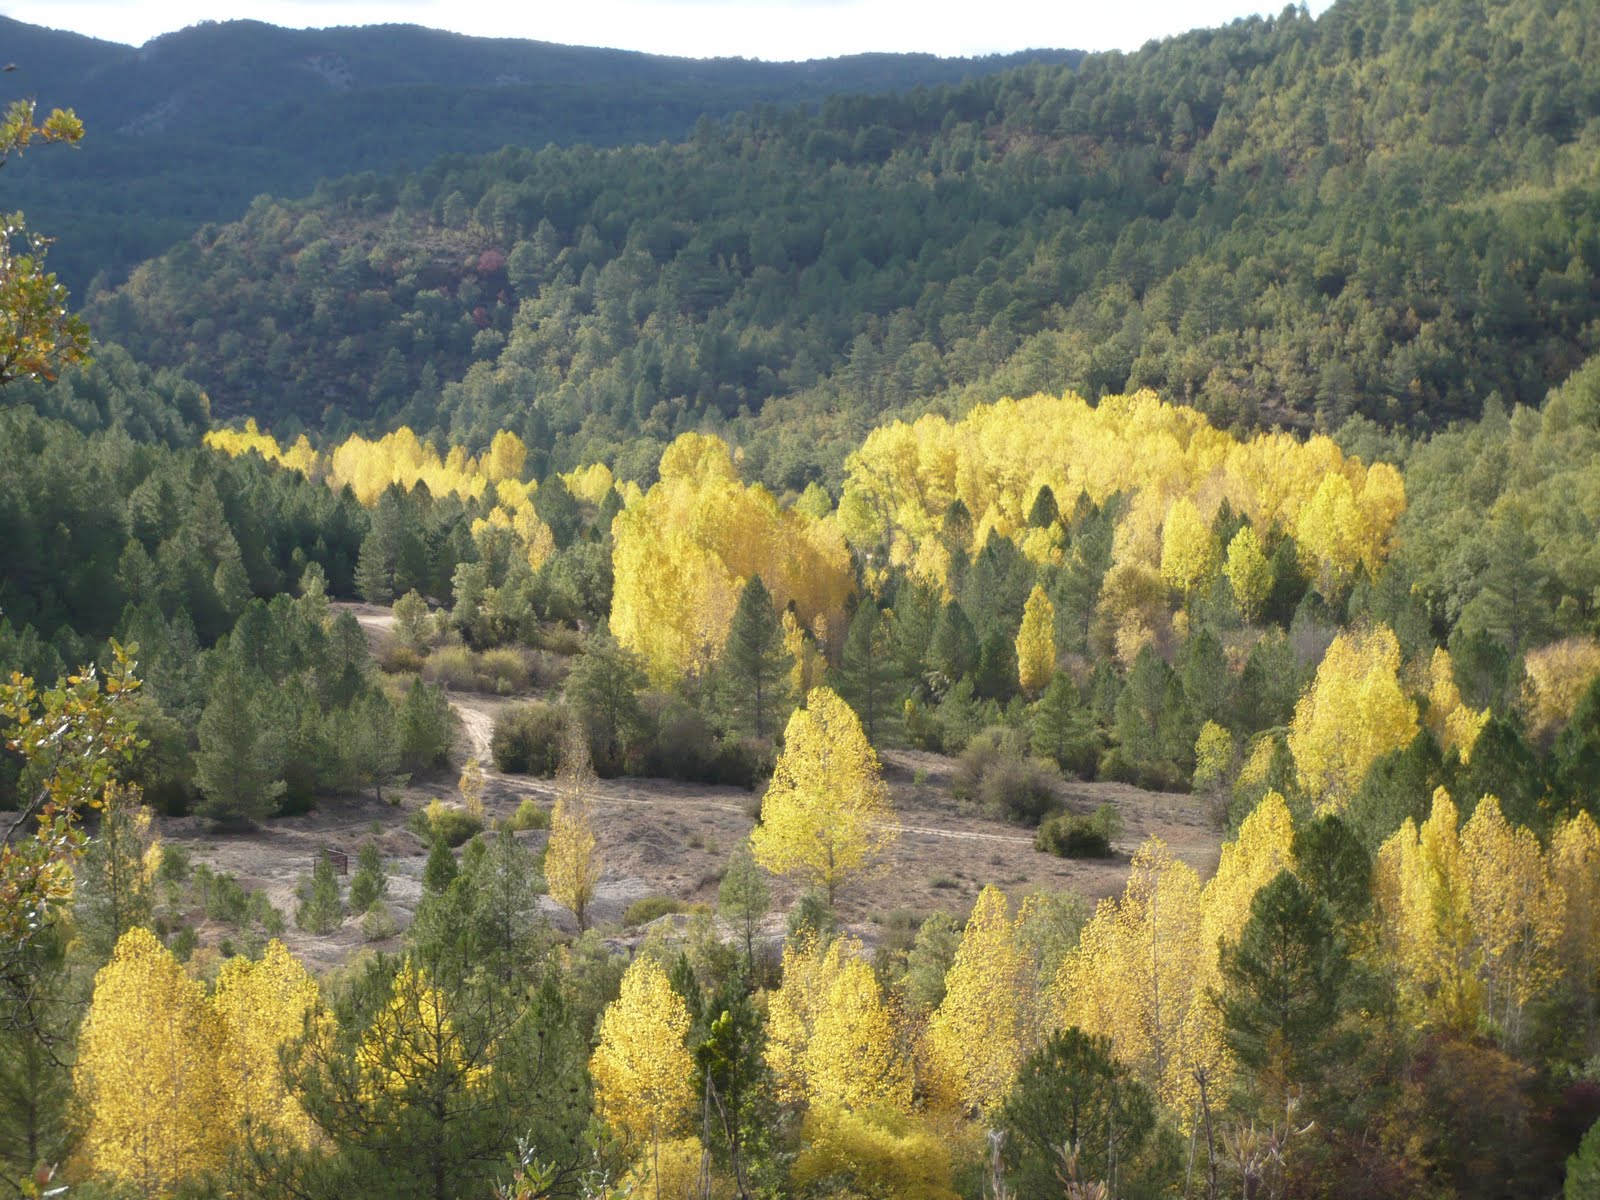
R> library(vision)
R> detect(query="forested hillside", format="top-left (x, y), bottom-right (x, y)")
top-left (0, 14), bottom-right (1076, 290)
top-left (8, 0), bottom-right (1600, 1196)
top-left (87, 0), bottom-right (1600, 485)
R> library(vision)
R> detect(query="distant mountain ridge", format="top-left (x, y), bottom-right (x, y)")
top-left (0, 15), bottom-right (1080, 289)
top-left (82, 0), bottom-right (1600, 488)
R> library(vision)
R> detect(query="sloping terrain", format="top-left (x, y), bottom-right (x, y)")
top-left (1, 14), bottom-right (1077, 289)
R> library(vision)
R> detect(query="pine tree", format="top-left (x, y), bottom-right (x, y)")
top-left (718, 845), bottom-right (771, 971)
top-left (392, 589), bottom-right (430, 650)
top-left (397, 678), bottom-right (454, 771)
top-left (0, 924), bottom-right (75, 1193)
top-left (422, 838), bottom-right (459, 895)
top-left (749, 687), bottom-right (897, 905)
top-left (998, 1028), bottom-right (1157, 1200)
top-left (296, 854), bottom-right (344, 934)
top-left (194, 664), bottom-right (286, 826)
top-left (348, 841), bottom-right (388, 915)
top-left (716, 575), bottom-right (794, 739)
top-left (1568, 1119), bottom-right (1600, 1199)
top-left (1030, 672), bottom-right (1097, 776)
top-left (833, 600), bottom-right (903, 744)
top-left (354, 532), bottom-right (396, 605)
top-left (1218, 870), bottom-right (1348, 1108)
top-left (928, 600), bottom-right (979, 687)
top-left (1027, 484), bottom-right (1060, 529)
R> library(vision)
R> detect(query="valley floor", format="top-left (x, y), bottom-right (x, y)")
top-left (154, 603), bottom-right (1221, 971)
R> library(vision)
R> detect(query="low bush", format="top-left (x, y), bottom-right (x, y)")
top-left (410, 799), bottom-right (484, 848)
top-left (377, 643), bottom-right (425, 675)
top-left (503, 798), bottom-right (551, 832)
top-left (1098, 748), bottom-right (1188, 794)
top-left (492, 701), bottom-right (569, 775)
top-left (955, 727), bottom-right (1061, 825)
top-left (635, 697), bottom-right (774, 789)
top-left (1030, 812), bottom-right (1120, 857)
top-left (623, 895), bottom-right (692, 926)
top-left (423, 645), bottom-right (535, 694)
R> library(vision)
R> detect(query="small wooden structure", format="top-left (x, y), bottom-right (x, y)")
top-left (320, 847), bottom-right (349, 875)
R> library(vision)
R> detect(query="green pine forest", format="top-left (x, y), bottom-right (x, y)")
top-left (5, 0), bottom-right (1600, 1196)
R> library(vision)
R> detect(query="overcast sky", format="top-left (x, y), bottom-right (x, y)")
top-left (2, 0), bottom-right (1336, 61)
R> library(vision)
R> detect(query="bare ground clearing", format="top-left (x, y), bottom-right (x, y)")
top-left (155, 604), bottom-right (1222, 969)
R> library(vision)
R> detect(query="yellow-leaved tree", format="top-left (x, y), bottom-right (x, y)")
top-left (1222, 525), bottom-right (1272, 625)
top-left (546, 723), bottom-right (602, 930)
top-left (767, 933), bottom-right (911, 1114)
top-left (1551, 812), bottom-right (1600, 1044)
top-left (1200, 791), bottom-right (1297, 957)
top-left (1288, 624), bottom-right (1418, 810)
top-left (924, 885), bottom-right (1035, 1117)
top-left (1520, 637), bottom-right (1600, 742)
top-left (1425, 648), bottom-right (1490, 764)
top-left (1159, 497), bottom-right (1219, 602)
top-left (1014, 585), bottom-right (1056, 697)
top-left (750, 688), bottom-right (897, 906)
top-left (1374, 790), bottom-right (1482, 1031)
top-left (75, 927), bottom-right (234, 1197)
top-left (1458, 796), bottom-right (1563, 1046)
top-left (212, 939), bottom-right (320, 1148)
top-left (1052, 838), bottom-right (1219, 1121)
top-left (610, 433), bottom-right (853, 684)
top-left (590, 956), bottom-right (698, 1199)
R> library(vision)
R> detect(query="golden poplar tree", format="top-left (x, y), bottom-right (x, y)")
top-left (212, 940), bottom-right (320, 1147)
top-left (590, 956), bottom-right (697, 1197)
top-left (75, 927), bottom-right (234, 1197)
top-left (546, 723), bottom-right (602, 929)
top-left (1374, 790), bottom-right (1481, 1030)
top-left (1223, 524), bottom-right (1272, 625)
top-left (1052, 838), bottom-right (1218, 1119)
top-left (750, 687), bottom-right (897, 905)
top-left (1294, 472), bottom-right (1365, 596)
top-left (925, 885), bottom-right (1033, 1117)
top-left (1426, 648), bottom-right (1490, 763)
top-left (458, 756), bottom-right (486, 823)
top-left (767, 933), bottom-right (911, 1115)
top-left (1159, 497), bottom-right (1219, 600)
top-left (1201, 791), bottom-right (1296, 954)
top-left (1521, 637), bottom-right (1600, 740)
top-left (481, 429), bottom-right (528, 483)
top-left (1552, 812), bottom-right (1600, 1038)
top-left (1288, 624), bottom-right (1418, 810)
top-left (1459, 796), bottom-right (1562, 1044)
top-left (610, 433), bottom-right (853, 684)
top-left (1014, 584), bottom-right (1056, 697)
